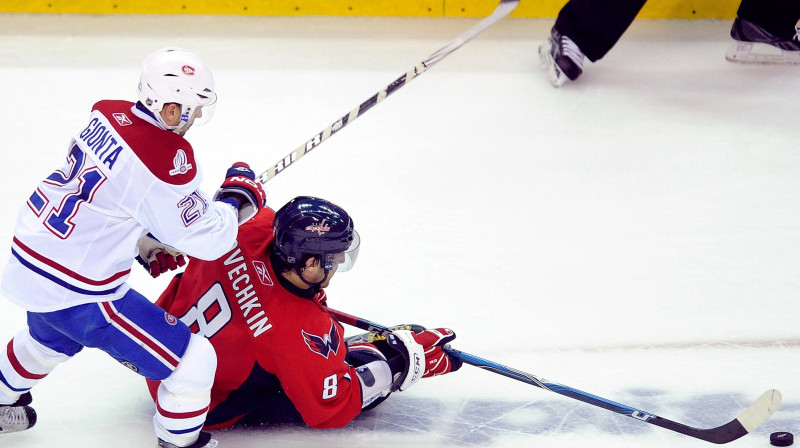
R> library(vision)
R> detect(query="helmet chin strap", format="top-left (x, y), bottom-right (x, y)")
top-left (151, 103), bottom-right (193, 135)
top-left (137, 102), bottom-right (177, 132)
top-left (154, 115), bottom-right (183, 134)
top-left (174, 104), bottom-right (197, 135)
top-left (295, 266), bottom-right (330, 292)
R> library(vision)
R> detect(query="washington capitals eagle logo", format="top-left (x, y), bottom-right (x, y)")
top-left (302, 322), bottom-right (341, 359)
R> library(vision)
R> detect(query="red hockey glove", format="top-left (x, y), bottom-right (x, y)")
top-left (213, 162), bottom-right (266, 222)
top-left (368, 326), bottom-right (461, 392)
top-left (411, 328), bottom-right (462, 378)
top-left (136, 233), bottom-right (186, 278)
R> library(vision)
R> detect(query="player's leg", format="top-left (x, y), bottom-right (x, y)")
top-left (735, 0), bottom-right (800, 43)
top-left (727, 0), bottom-right (800, 63)
top-left (0, 315), bottom-right (80, 434)
top-left (555, 0), bottom-right (648, 62)
top-left (539, 0), bottom-right (647, 86)
top-left (36, 289), bottom-right (217, 447)
top-left (97, 290), bottom-right (217, 447)
top-left (152, 333), bottom-right (216, 448)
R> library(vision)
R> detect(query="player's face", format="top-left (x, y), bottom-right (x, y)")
top-left (330, 251), bottom-right (346, 266)
top-left (161, 104), bottom-right (204, 136)
top-left (184, 106), bottom-right (203, 127)
top-left (319, 264), bottom-right (338, 288)
top-left (316, 274), bottom-right (333, 289)
top-left (300, 256), bottom-right (340, 289)
top-left (176, 106), bottom-right (203, 136)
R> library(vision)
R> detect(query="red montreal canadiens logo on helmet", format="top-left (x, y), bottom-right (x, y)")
top-left (165, 312), bottom-right (177, 325)
top-left (182, 65), bottom-right (195, 75)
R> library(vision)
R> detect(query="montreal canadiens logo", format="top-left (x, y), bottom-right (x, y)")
top-left (169, 149), bottom-right (194, 176)
top-left (165, 312), bottom-right (177, 325)
top-left (182, 65), bottom-right (195, 75)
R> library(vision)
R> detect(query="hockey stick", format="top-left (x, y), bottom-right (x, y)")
top-left (255, 0), bottom-right (520, 184)
top-left (327, 308), bottom-right (782, 444)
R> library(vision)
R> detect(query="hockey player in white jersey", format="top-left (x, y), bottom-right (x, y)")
top-left (0, 47), bottom-right (265, 448)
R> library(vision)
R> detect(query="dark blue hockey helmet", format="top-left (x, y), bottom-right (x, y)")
top-left (273, 196), bottom-right (360, 272)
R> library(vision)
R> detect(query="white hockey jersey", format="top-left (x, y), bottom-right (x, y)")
top-left (1, 100), bottom-right (239, 312)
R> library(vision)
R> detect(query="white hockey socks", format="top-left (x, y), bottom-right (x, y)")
top-left (154, 334), bottom-right (216, 447)
top-left (0, 330), bottom-right (69, 404)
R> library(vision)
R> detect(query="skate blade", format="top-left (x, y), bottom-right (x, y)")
top-left (726, 42), bottom-right (800, 65)
top-left (538, 43), bottom-right (567, 87)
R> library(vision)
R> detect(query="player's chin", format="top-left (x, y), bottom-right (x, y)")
top-left (321, 269), bottom-right (338, 288)
top-left (320, 275), bottom-right (336, 289)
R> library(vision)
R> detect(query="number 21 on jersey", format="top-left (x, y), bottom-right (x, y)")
top-left (27, 144), bottom-right (107, 239)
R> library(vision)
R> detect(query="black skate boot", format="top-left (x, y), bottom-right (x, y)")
top-left (157, 430), bottom-right (218, 448)
top-left (539, 26), bottom-right (585, 87)
top-left (727, 17), bottom-right (800, 64)
top-left (0, 392), bottom-right (37, 434)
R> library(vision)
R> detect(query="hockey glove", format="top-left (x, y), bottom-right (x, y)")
top-left (413, 328), bottom-right (462, 378)
top-left (344, 326), bottom-right (460, 410)
top-left (359, 326), bottom-right (459, 392)
top-left (213, 162), bottom-right (267, 223)
top-left (136, 233), bottom-right (186, 278)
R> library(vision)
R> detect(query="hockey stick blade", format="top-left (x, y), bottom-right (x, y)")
top-left (445, 347), bottom-right (781, 444)
top-left (652, 388), bottom-right (782, 443)
top-left (326, 308), bottom-right (781, 444)
top-left (256, 0), bottom-right (519, 184)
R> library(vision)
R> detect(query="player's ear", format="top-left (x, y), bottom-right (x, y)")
top-left (160, 103), bottom-right (180, 123)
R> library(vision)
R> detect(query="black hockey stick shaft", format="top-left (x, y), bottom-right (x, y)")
top-left (327, 308), bottom-right (781, 444)
top-left (255, 0), bottom-right (519, 184)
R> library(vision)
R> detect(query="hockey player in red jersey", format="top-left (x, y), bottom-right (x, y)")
top-left (0, 47), bottom-right (266, 448)
top-left (147, 196), bottom-right (462, 429)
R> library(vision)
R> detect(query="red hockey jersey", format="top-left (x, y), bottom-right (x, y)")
top-left (147, 208), bottom-right (363, 429)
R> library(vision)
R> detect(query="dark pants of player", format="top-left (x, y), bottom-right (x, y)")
top-left (553, 0), bottom-right (648, 62)
top-left (737, 0), bottom-right (800, 39)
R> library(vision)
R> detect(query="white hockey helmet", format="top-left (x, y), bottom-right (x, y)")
top-left (137, 47), bottom-right (217, 134)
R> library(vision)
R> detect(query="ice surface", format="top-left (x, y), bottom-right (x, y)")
top-left (0, 13), bottom-right (797, 448)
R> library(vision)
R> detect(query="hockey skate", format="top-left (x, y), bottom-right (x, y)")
top-left (157, 431), bottom-right (218, 448)
top-left (726, 17), bottom-right (800, 65)
top-left (0, 392), bottom-right (37, 434)
top-left (538, 27), bottom-right (585, 87)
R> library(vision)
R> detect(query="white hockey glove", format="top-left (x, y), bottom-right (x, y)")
top-left (349, 327), bottom-right (425, 392)
top-left (136, 233), bottom-right (186, 278)
top-left (346, 324), bottom-right (424, 410)
top-left (347, 325), bottom-right (462, 390)
top-left (385, 330), bottom-right (426, 391)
